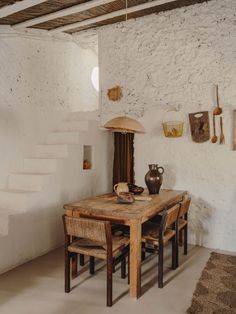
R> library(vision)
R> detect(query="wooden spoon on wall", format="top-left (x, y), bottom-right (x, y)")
top-left (213, 85), bottom-right (222, 115)
top-left (219, 116), bottom-right (225, 144)
top-left (211, 114), bottom-right (218, 143)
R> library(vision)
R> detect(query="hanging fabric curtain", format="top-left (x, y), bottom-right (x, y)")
top-left (113, 132), bottom-right (134, 186)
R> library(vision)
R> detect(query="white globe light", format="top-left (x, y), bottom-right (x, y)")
top-left (91, 66), bottom-right (99, 92)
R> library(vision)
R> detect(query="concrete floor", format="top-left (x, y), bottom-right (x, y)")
top-left (0, 245), bottom-right (212, 314)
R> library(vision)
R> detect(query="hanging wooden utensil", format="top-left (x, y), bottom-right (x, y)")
top-left (211, 114), bottom-right (218, 143)
top-left (189, 111), bottom-right (210, 143)
top-left (219, 116), bottom-right (225, 144)
top-left (233, 110), bottom-right (236, 150)
top-left (213, 85), bottom-right (222, 115)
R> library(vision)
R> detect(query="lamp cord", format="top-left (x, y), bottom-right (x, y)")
top-left (124, 0), bottom-right (128, 115)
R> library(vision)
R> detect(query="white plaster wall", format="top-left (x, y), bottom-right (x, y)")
top-left (0, 33), bottom-right (114, 274)
top-left (99, 0), bottom-right (236, 251)
top-left (0, 35), bottom-right (98, 188)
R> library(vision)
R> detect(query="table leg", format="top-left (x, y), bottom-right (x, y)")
top-left (129, 220), bottom-right (141, 298)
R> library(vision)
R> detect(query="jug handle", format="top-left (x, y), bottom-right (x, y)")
top-left (158, 167), bottom-right (164, 174)
top-left (114, 184), bottom-right (118, 193)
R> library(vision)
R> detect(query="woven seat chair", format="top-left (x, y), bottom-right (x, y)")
top-left (62, 215), bottom-right (129, 307)
top-left (141, 204), bottom-right (180, 288)
top-left (178, 197), bottom-right (191, 257)
top-left (78, 224), bottom-right (129, 269)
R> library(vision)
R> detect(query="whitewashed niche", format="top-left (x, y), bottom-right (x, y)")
top-left (83, 145), bottom-right (94, 170)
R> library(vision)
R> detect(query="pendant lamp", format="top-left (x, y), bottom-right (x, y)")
top-left (104, 116), bottom-right (145, 134)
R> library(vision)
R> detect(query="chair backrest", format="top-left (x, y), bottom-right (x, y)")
top-left (164, 204), bottom-right (180, 231)
top-left (63, 215), bottom-right (109, 244)
top-left (179, 197), bottom-right (191, 218)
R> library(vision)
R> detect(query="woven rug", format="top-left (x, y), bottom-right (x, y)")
top-left (187, 252), bottom-right (236, 314)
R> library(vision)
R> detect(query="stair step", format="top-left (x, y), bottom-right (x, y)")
top-left (24, 158), bottom-right (57, 174)
top-left (0, 208), bottom-right (21, 216)
top-left (8, 173), bottom-right (51, 192)
top-left (0, 190), bottom-right (37, 212)
top-left (0, 210), bottom-right (9, 237)
top-left (66, 111), bottom-right (99, 121)
top-left (0, 209), bottom-right (22, 236)
top-left (47, 132), bottom-right (80, 144)
top-left (0, 216), bottom-right (8, 236)
top-left (56, 120), bottom-right (89, 132)
top-left (35, 145), bottom-right (68, 158)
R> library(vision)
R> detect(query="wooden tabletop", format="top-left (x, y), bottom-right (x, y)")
top-left (64, 189), bottom-right (187, 222)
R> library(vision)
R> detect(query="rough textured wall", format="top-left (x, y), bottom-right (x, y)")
top-left (0, 35), bottom-right (98, 188)
top-left (99, 0), bottom-right (236, 251)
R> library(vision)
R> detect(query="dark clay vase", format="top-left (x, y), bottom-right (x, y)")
top-left (145, 164), bottom-right (164, 194)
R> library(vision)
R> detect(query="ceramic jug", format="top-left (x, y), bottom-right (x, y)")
top-left (145, 164), bottom-right (164, 194)
top-left (114, 182), bottom-right (129, 195)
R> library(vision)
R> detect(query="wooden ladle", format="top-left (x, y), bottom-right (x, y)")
top-left (213, 85), bottom-right (222, 115)
top-left (211, 114), bottom-right (217, 143)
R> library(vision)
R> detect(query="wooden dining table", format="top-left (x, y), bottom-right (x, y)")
top-left (64, 188), bottom-right (187, 299)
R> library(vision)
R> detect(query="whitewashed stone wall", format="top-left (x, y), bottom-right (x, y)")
top-left (99, 0), bottom-right (236, 251)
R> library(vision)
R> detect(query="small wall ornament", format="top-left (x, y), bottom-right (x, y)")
top-left (107, 86), bottom-right (123, 102)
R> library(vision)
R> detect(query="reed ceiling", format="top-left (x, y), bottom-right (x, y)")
top-left (0, 0), bottom-right (212, 34)
top-left (0, 1), bottom-right (22, 10)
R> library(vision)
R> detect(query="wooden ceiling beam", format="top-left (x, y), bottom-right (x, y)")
top-left (14, 0), bottom-right (117, 29)
top-left (49, 0), bottom-right (175, 34)
top-left (0, 0), bottom-right (47, 19)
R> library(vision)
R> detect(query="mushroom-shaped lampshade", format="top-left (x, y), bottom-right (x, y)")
top-left (103, 116), bottom-right (145, 134)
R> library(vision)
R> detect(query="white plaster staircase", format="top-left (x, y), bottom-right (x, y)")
top-left (0, 117), bottom-right (92, 237)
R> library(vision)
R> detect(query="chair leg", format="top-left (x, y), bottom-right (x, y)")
top-left (89, 256), bottom-right (95, 275)
top-left (107, 259), bottom-right (113, 307)
top-left (71, 253), bottom-right (78, 277)
top-left (172, 236), bottom-right (177, 270)
top-left (175, 229), bottom-right (179, 268)
top-left (179, 229), bottom-right (183, 246)
top-left (121, 256), bottom-right (126, 279)
top-left (184, 225), bottom-right (188, 255)
top-left (71, 237), bottom-right (78, 277)
top-left (128, 252), bottom-right (130, 285)
top-left (79, 254), bottom-right (85, 266)
top-left (141, 242), bottom-right (146, 261)
top-left (65, 251), bottom-right (71, 293)
top-left (158, 244), bottom-right (164, 288)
